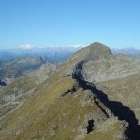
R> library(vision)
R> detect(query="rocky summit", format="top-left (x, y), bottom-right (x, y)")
top-left (0, 42), bottom-right (140, 140)
top-left (71, 42), bottom-right (112, 62)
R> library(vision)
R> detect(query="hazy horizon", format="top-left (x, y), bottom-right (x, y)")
top-left (0, 42), bottom-right (140, 51)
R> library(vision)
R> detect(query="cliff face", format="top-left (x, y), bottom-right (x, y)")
top-left (72, 60), bottom-right (140, 140)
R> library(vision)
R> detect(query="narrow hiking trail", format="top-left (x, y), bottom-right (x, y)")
top-left (72, 60), bottom-right (140, 140)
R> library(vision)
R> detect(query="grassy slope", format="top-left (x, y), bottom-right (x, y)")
top-left (0, 67), bottom-right (75, 139)
top-left (0, 64), bottom-right (55, 119)
top-left (0, 61), bottom-right (126, 140)
top-left (0, 42), bottom-right (131, 140)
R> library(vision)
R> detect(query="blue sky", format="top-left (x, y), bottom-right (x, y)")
top-left (0, 0), bottom-right (140, 49)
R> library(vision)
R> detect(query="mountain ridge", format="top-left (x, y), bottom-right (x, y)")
top-left (0, 42), bottom-right (140, 140)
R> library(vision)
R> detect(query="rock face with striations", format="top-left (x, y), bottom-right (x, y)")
top-left (72, 42), bottom-right (140, 83)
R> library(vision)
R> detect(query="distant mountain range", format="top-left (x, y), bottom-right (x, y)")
top-left (0, 46), bottom-right (80, 63)
top-left (0, 46), bottom-right (140, 63)
top-left (113, 48), bottom-right (140, 57)
top-left (0, 46), bottom-right (80, 82)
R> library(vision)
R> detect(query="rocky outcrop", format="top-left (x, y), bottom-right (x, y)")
top-left (72, 60), bottom-right (140, 140)
top-left (0, 80), bottom-right (7, 86)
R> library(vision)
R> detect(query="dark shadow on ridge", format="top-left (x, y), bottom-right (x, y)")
top-left (72, 61), bottom-right (140, 140)
top-left (87, 119), bottom-right (95, 134)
